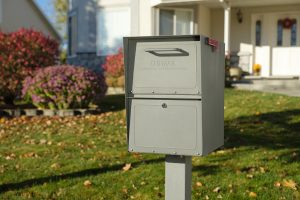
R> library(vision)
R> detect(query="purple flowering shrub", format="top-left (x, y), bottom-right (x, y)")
top-left (22, 65), bottom-right (107, 109)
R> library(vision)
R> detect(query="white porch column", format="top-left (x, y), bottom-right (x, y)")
top-left (130, 0), bottom-right (140, 36)
top-left (224, 6), bottom-right (231, 55)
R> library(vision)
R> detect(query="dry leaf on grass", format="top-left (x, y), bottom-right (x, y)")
top-left (122, 163), bottom-right (132, 171)
top-left (247, 174), bottom-right (254, 179)
top-left (282, 179), bottom-right (297, 190)
top-left (83, 180), bottom-right (92, 187)
top-left (196, 182), bottom-right (203, 187)
top-left (50, 163), bottom-right (60, 169)
top-left (274, 181), bottom-right (281, 187)
top-left (40, 139), bottom-right (47, 145)
top-left (259, 167), bottom-right (266, 173)
top-left (5, 153), bottom-right (16, 160)
top-left (22, 152), bottom-right (38, 158)
top-left (249, 191), bottom-right (257, 198)
top-left (122, 188), bottom-right (128, 194)
top-left (213, 187), bottom-right (221, 193)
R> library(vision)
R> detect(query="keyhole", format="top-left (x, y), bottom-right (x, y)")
top-left (162, 103), bottom-right (167, 108)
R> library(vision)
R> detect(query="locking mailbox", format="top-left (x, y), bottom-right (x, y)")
top-left (123, 35), bottom-right (224, 156)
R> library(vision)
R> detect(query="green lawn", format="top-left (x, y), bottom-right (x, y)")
top-left (0, 90), bottom-right (299, 200)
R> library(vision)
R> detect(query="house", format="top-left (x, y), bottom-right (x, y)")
top-left (0, 0), bottom-right (61, 41)
top-left (67, 0), bottom-right (300, 77)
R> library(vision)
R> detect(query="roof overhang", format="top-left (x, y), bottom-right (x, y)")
top-left (151, 0), bottom-right (300, 8)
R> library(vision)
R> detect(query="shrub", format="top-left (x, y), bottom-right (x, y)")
top-left (0, 28), bottom-right (59, 103)
top-left (102, 48), bottom-right (124, 87)
top-left (22, 65), bottom-right (107, 109)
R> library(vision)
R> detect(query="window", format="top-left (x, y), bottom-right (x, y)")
top-left (158, 9), bottom-right (193, 35)
top-left (97, 7), bottom-right (130, 55)
top-left (255, 20), bottom-right (262, 46)
top-left (291, 20), bottom-right (297, 46)
top-left (68, 12), bottom-right (77, 56)
top-left (277, 20), bottom-right (283, 46)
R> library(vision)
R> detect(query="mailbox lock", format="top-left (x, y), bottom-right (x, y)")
top-left (162, 103), bottom-right (167, 108)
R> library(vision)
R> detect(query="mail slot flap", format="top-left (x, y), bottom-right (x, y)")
top-left (132, 41), bottom-right (201, 95)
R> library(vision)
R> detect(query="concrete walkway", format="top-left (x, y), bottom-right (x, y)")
top-left (232, 76), bottom-right (300, 97)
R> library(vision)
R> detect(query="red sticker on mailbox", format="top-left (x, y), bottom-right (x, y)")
top-left (205, 37), bottom-right (219, 51)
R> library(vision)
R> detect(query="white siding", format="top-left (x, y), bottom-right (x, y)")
top-left (0, 0), bottom-right (2, 26)
top-left (1, 0), bottom-right (58, 40)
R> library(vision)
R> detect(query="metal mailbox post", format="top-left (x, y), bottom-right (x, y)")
top-left (123, 35), bottom-right (224, 200)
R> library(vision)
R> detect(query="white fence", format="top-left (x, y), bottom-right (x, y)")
top-left (272, 47), bottom-right (300, 76)
top-left (239, 43), bottom-right (300, 76)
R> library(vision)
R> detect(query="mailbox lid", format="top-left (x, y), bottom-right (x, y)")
top-left (128, 99), bottom-right (202, 155)
top-left (132, 41), bottom-right (201, 95)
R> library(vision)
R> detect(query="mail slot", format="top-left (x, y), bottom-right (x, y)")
top-left (123, 35), bottom-right (224, 156)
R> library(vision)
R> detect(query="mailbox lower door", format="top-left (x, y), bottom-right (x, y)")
top-left (129, 99), bottom-right (202, 156)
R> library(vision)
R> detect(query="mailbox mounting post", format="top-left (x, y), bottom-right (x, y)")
top-left (165, 155), bottom-right (192, 200)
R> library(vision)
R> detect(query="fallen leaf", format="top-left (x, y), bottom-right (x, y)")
top-left (5, 153), bottom-right (16, 160)
top-left (213, 187), bottom-right (221, 193)
top-left (249, 191), bottom-right (257, 198)
top-left (40, 139), bottom-right (47, 145)
top-left (83, 180), bottom-right (92, 187)
top-left (205, 195), bottom-right (209, 200)
top-left (217, 194), bottom-right (223, 199)
top-left (196, 181), bottom-right (203, 187)
top-left (122, 188), bottom-right (128, 194)
top-left (247, 174), bottom-right (254, 179)
top-left (25, 139), bottom-right (36, 145)
top-left (259, 167), bottom-right (266, 173)
top-left (123, 163), bottom-right (131, 172)
top-left (140, 181), bottom-right (146, 185)
top-left (282, 179), bottom-right (297, 190)
top-left (216, 150), bottom-right (225, 154)
top-left (274, 182), bottom-right (281, 187)
top-left (22, 152), bottom-right (38, 158)
top-left (51, 163), bottom-right (60, 169)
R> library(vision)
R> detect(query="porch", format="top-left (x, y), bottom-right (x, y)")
top-left (134, 0), bottom-right (300, 76)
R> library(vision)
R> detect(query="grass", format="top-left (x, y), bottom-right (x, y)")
top-left (0, 90), bottom-right (299, 200)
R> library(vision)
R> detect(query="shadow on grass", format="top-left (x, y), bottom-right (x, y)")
top-left (0, 155), bottom-right (221, 193)
top-left (1, 108), bottom-right (299, 193)
top-left (225, 109), bottom-right (300, 150)
top-left (0, 157), bottom-right (163, 194)
top-left (98, 94), bottom-right (125, 112)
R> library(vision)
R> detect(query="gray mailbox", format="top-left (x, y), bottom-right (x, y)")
top-left (123, 35), bottom-right (224, 157)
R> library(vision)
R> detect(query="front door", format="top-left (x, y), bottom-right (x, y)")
top-left (253, 12), bottom-right (300, 47)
